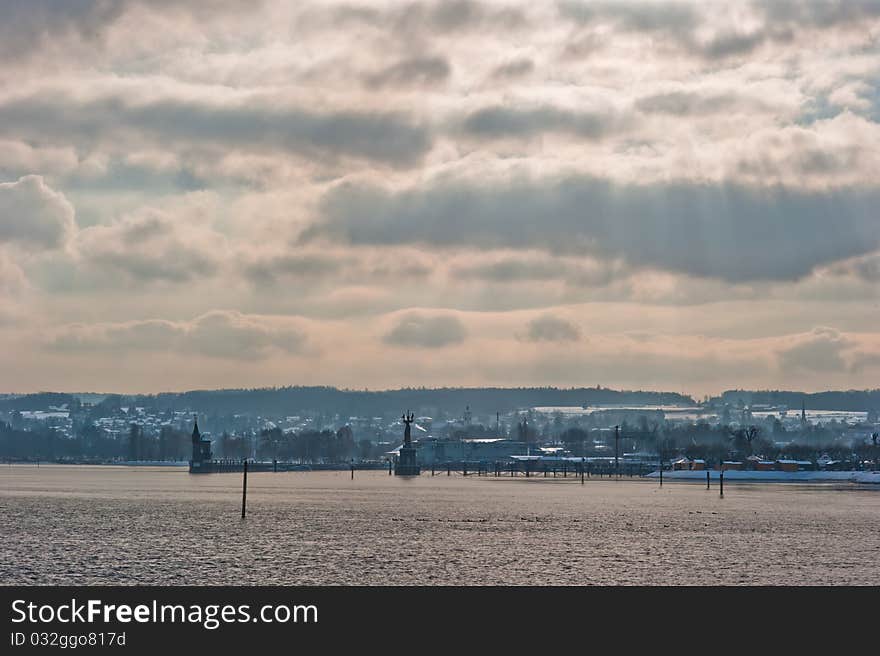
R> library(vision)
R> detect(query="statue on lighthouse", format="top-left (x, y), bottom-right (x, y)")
top-left (395, 411), bottom-right (420, 476)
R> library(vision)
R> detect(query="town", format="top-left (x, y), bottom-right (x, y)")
top-left (1, 387), bottom-right (878, 475)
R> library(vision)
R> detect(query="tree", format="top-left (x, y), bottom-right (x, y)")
top-left (729, 425), bottom-right (760, 457)
top-left (128, 423), bottom-right (141, 461)
top-left (560, 427), bottom-right (589, 456)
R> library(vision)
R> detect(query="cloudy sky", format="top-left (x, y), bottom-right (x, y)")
top-left (1, 0), bottom-right (879, 397)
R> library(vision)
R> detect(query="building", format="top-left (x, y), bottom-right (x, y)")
top-left (777, 459), bottom-right (814, 472)
top-left (411, 437), bottom-right (528, 465)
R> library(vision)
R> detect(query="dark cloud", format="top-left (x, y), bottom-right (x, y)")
top-left (0, 92), bottom-right (431, 168)
top-left (242, 252), bottom-right (433, 287)
top-left (452, 256), bottom-right (619, 286)
top-left (850, 351), bottom-right (880, 374)
top-left (635, 91), bottom-right (762, 115)
top-left (490, 58), bottom-right (535, 80)
top-left (763, 0), bottom-right (880, 28)
top-left (243, 254), bottom-right (344, 286)
top-left (461, 106), bottom-right (622, 140)
top-left (77, 211), bottom-right (220, 284)
top-left (0, 0), bottom-right (125, 60)
top-left (326, 1), bottom-right (527, 34)
top-left (49, 310), bottom-right (307, 360)
top-left (87, 244), bottom-right (218, 284)
top-left (0, 175), bottom-right (75, 249)
top-left (63, 160), bottom-right (208, 193)
top-left (698, 31), bottom-right (770, 60)
top-left (188, 311), bottom-right (306, 359)
top-left (558, 1), bottom-right (699, 37)
top-left (453, 259), bottom-right (565, 283)
top-left (306, 175), bottom-right (880, 283)
top-left (558, 0), bottom-right (877, 61)
top-left (519, 314), bottom-right (581, 342)
top-left (364, 55), bottom-right (451, 89)
top-left (0, 0), bottom-right (263, 61)
top-left (777, 327), bottom-right (850, 373)
top-left (383, 313), bottom-right (466, 348)
top-left (829, 253), bottom-right (880, 282)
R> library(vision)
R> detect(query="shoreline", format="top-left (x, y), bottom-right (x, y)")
top-left (646, 470), bottom-right (880, 484)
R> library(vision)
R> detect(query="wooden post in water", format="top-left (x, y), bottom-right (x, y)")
top-left (351, 461), bottom-right (354, 480)
top-left (389, 459), bottom-right (392, 476)
top-left (273, 459), bottom-right (277, 473)
top-left (707, 470), bottom-right (710, 489)
top-left (447, 463), bottom-right (451, 476)
top-left (581, 463), bottom-right (585, 484)
top-left (241, 459), bottom-right (248, 519)
top-left (659, 464), bottom-right (663, 487)
top-left (614, 425), bottom-right (620, 479)
top-left (463, 462), bottom-right (467, 476)
top-left (720, 469), bottom-right (724, 497)
top-left (432, 463), bottom-right (435, 476)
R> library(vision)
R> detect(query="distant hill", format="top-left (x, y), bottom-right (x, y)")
top-left (718, 389), bottom-right (880, 411)
top-left (0, 392), bottom-right (77, 412)
top-left (1, 386), bottom-right (694, 418)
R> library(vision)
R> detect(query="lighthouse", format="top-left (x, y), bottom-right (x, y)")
top-left (190, 415), bottom-right (213, 469)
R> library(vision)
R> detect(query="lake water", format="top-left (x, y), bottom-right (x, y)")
top-left (2, 465), bottom-right (879, 585)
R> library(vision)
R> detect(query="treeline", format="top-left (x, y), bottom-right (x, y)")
top-left (230, 426), bottom-right (384, 463)
top-left (0, 421), bottom-right (384, 463)
top-left (718, 389), bottom-right (880, 411)
top-left (558, 419), bottom-right (880, 468)
top-left (98, 386), bottom-right (694, 418)
top-left (0, 422), bottom-right (192, 462)
top-left (0, 421), bottom-right (193, 462)
top-left (0, 393), bottom-right (79, 413)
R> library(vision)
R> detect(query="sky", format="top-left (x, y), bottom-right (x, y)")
top-left (1, 0), bottom-right (879, 397)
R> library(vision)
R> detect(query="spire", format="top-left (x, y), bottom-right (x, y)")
top-left (192, 414), bottom-right (201, 442)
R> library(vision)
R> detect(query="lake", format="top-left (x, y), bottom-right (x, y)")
top-left (2, 465), bottom-right (879, 585)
